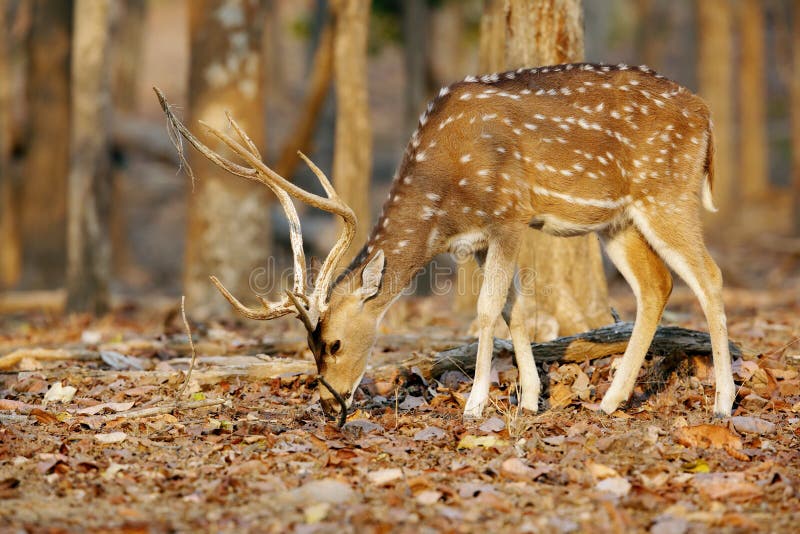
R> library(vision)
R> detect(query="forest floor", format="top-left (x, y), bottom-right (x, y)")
top-left (1, 245), bottom-right (799, 533)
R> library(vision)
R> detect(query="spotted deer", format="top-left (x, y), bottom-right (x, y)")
top-left (155, 62), bottom-right (736, 422)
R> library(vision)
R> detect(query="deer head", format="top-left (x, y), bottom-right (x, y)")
top-left (154, 87), bottom-right (375, 421)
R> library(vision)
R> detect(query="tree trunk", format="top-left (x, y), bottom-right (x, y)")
top-left (108, 0), bottom-right (147, 281)
top-left (184, 0), bottom-right (270, 319)
top-left (402, 0), bottom-right (429, 137)
top-left (21, 0), bottom-right (72, 288)
top-left (65, 0), bottom-right (112, 314)
top-left (738, 0), bottom-right (768, 202)
top-left (697, 0), bottom-right (734, 223)
top-left (455, 0), bottom-right (505, 315)
top-left (429, 1), bottom-right (467, 85)
top-left (793, 1), bottom-right (800, 235)
top-left (330, 0), bottom-right (372, 265)
top-left (504, 0), bottom-right (612, 338)
top-left (0, 4), bottom-right (20, 289)
top-left (274, 23), bottom-right (333, 180)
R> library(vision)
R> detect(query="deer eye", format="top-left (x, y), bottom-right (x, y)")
top-left (330, 340), bottom-right (341, 355)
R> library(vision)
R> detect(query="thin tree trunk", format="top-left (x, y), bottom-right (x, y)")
top-left (0, 3), bottom-right (20, 289)
top-left (402, 0), bottom-right (429, 138)
top-left (738, 0), bottom-right (768, 202)
top-left (22, 0), bottom-right (72, 287)
top-left (697, 0), bottom-right (734, 223)
top-left (505, 0), bottom-right (612, 338)
top-left (793, 1), bottom-right (800, 235)
top-left (429, 1), bottom-right (467, 85)
top-left (184, 0), bottom-right (270, 319)
top-left (274, 23), bottom-right (333, 179)
top-left (65, 0), bottom-right (112, 314)
top-left (330, 0), bottom-right (372, 265)
top-left (455, 0), bottom-right (505, 315)
top-left (109, 0), bottom-right (147, 281)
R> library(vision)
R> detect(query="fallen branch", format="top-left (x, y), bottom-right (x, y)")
top-left (109, 398), bottom-right (227, 420)
top-left (0, 348), bottom-right (99, 370)
top-left (430, 322), bottom-right (742, 378)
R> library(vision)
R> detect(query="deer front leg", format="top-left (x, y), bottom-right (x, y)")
top-left (463, 240), bottom-right (516, 419)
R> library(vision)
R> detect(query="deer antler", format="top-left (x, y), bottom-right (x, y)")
top-left (154, 87), bottom-right (356, 329)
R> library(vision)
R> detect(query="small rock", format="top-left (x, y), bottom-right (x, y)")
top-left (479, 416), bottom-right (506, 433)
top-left (595, 476), bottom-right (631, 498)
top-left (730, 416), bottom-right (776, 435)
top-left (413, 426), bottom-right (445, 441)
top-left (399, 395), bottom-right (426, 410)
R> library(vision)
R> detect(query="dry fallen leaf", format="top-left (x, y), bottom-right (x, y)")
top-left (691, 473), bottom-right (763, 502)
top-left (586, 461), bottom-right (620, 480)
top-left (43, 382), bottom-right (77, 405)
top-left (457, 434), bottom-right (509, 450)
top-left (95, 432), bottom-right (128, 444)
top-left (674, 424), bottom-right (749, 461)
top-left (366, 468), bottom-right (403, 485)
top-left (595, 476), bottom-right (631, 498)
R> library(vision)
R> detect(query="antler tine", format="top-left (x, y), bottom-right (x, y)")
top-left (198, 121), bottom-right (354, 221)
top-left (295, 152), bottom-right (357, 308)
top-left (153, 87), bottom-right (256, 181)
top-left (198, 120), bottom-right (358, 312)
top-left (209, 276), bottom-right (294, 320)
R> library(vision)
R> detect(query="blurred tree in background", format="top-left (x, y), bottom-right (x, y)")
top-left (183, 0), bottom-right (270, 319)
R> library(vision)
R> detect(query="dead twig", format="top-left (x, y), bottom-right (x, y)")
top-left (109, 398), bottom-right (227, 420)
top-left (176, 296), bottom-right (197, 400)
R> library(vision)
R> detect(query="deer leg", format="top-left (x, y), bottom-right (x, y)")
top-left (631, 210), bottom-right (735, 417)
top-left (507, 289), bottom-right (541, 412)
top-left (463, 240), bottom-right (516, 419)
top-left (599, 225), bottom-right (672, 415)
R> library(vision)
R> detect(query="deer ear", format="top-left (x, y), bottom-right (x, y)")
top-left (358, 250), bottom-right (384, 300)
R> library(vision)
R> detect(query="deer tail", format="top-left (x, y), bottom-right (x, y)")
top-left (702, 123), bottom-right (718, 213)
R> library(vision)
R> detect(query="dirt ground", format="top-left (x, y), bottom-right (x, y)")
top-left (1, 246), bottom-right (799, 533)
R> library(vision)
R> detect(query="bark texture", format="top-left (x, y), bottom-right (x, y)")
top-left (0, 4), bottom-right (20, 288)
top-left (697, 0), bottom-right (734, 222)
top-left (22, 0), bottom-right (72, 287)
top-left (738, 0), bottom-right (768, 201)
top-left (66, 0), bottom-right (112, 314)
top-left (330, 0), bottom-right (372, 264)
top-left (504, 0), bottom-right (612, 338)
top-left (185, 0), bottom-right (270, 319)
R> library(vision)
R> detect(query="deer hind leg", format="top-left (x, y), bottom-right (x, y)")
top-left (599, 225), bottom-right (673, 415)
top-left (463, 239), bottom-right (517, 419)
top-left (630, 209), bottom-right (735, 417)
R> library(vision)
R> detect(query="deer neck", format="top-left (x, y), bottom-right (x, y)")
top-left (336, 199), bottom-right (440, 314)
